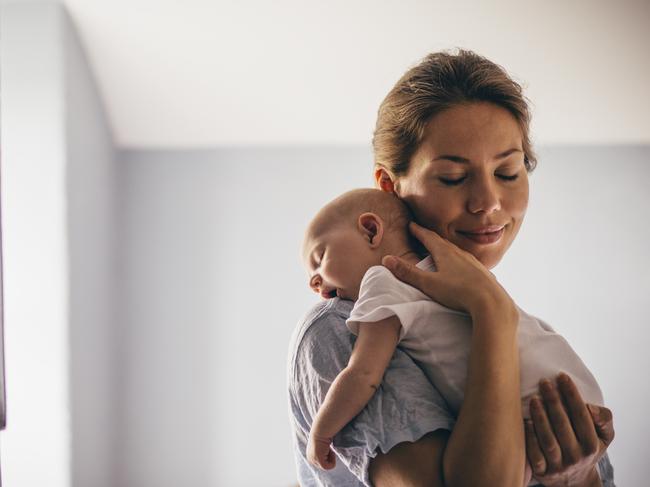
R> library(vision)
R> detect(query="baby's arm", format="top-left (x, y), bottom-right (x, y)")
top-left (307, 315), bottom-right (401, 470)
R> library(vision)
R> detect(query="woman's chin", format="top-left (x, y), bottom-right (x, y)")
top-left (453, 240), bottom-right (505, 270)
top-left (480, 254), bottom-right (503, 270)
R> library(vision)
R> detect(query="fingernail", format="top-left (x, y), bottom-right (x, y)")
top-left (558, 372), bottom-right (570, 384)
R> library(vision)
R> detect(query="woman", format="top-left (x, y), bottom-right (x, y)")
top-left (288, 50), bottom-right (615, 486)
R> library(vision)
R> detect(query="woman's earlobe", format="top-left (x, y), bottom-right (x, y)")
top-left (380, 179), bottom-right (395, 193)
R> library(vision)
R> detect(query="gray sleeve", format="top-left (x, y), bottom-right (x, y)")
top-left (288, 299), bottom-right (455, 486)
top-left (597, 453), bottom-right (615, 487)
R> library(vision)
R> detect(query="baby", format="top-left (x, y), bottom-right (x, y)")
top-left (301, 187), bottom-right (604, 483)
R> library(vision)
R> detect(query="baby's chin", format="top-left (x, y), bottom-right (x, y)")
top-left (336, 289), bottom-right (359, 302)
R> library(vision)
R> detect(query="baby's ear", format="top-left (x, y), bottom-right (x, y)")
top-left (358, 213), bottom-right (384, 248)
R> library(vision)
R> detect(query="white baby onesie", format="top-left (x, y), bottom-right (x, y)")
top-left (346, 256), bottom-right (604, 418)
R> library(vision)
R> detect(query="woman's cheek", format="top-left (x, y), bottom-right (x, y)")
top-left (508, 179), bottom-right (529, 218)
top-left (418, 207), bottom-right (448, 237)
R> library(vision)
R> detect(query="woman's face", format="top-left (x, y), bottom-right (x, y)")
top-left (388, 102), bottom-right (529, 269)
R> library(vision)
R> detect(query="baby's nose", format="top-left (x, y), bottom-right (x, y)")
top-left (309, 275), bottom-right (322, 294)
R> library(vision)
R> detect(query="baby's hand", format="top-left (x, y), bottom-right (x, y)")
top-left (307, 432), bottom-right (336, 470)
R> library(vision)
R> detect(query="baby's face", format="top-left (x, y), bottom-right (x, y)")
top-left (302, 221), bottom-right (379, 301)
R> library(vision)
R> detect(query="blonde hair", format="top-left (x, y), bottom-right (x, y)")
top-left (373, 49), bottom-right (537, 177)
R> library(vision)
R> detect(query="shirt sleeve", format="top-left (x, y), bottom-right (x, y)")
top-left (597, 453), bottom-right (616, 486)
top-left (288, 299), bottom-right (455, 486)
top-left (347, 265), bottom-right (432, 339)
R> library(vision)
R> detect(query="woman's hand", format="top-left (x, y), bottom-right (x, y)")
top-left (383, 222), bottom-right (515, 318)
top-left (525, 374), bottom-right (615, 486)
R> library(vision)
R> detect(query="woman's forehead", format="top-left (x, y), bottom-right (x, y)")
top-left (423, 102), bottom-right (523, 156)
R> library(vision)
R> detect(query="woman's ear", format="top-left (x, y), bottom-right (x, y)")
top-left (358, 213), bottom-right (384, 249)
top-left (374, 167), bottom-right (399, 194)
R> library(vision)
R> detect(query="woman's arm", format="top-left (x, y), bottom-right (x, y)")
top-left (443, 296), bottom-right (523, 487)
top-left (369, 429), bottom-right (450, 486)
top-left (375, 223), bottom-right (526, 487)
top-left (308, 316), bottom-right (401, 469)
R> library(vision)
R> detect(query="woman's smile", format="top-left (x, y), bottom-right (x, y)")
top-left (457, 225), bottom-right (505, 245)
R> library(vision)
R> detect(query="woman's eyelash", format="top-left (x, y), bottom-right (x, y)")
top-left (438, 174), bottom-right (519, 186)
top-left (497, 174), bottom-right (519, 181)
top-left (439, 177), bottom-right (465, 186)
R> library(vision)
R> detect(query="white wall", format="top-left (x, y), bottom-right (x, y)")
top-left (63, 6), bottom-right (118, 487)
top-left (1, 4), bottom-right (71, 485)
top-left (119, 146), bottom-right (649, 486)
top-left (0, 2), bottom-right (118, 486)
top-left (62, 0), bottom-right (650, 147)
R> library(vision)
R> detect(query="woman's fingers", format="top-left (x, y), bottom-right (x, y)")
top-left (526, 375), bottom-right (615, 484)
top-left (529, 395), bottom-right (564, 471)
top-left (408, 223), bottom-right (449, 262)
top-left (555, 374), bottom-right (600, 456)
top-left (382, 255), bottom-right (437, 295)
top-left (540, 378), bottom-right (585, 465)
top-left (587, 403), bottom-right (615, 447)
top-left (524, 419), bottom-right (547, 477)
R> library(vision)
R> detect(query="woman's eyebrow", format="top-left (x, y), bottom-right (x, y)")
top-left (495, 148), bottom-right (523, 159)
top-left (432, 148), bottom-right (522, 164)
top-left (433, 154), bottom-right (470, 164)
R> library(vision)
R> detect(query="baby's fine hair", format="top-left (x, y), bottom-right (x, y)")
top-left (315, 188), bottom-right (414, 234)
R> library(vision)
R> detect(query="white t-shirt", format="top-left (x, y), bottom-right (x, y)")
top-left (346, 256), bottom-right (604, 417)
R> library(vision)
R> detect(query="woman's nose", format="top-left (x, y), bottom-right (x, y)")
top-left (466, 176), bottom-right (501, 214)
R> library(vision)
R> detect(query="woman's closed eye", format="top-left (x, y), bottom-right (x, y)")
top-left (438, 175), bottom-right (466, 186)
top-left (438, 173), bottom-right (520, 186)
top-left (496, 173), bottom-right (519, 181)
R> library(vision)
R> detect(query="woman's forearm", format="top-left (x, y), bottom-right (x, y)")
top-left (443, 298), bottom-right (525, 487)
top-left (311, 366), bottom-right (380, 439)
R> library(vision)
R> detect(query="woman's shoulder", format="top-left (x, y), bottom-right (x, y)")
top-left (300, 297), bottom-right (354, 330)
top-left (290, 298), bottom-right (354, 353)
top-left (288, 298), bottom-right (355, 383)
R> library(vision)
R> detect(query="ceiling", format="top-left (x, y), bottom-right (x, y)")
top-left (61, 0), bottom-right (650, 148)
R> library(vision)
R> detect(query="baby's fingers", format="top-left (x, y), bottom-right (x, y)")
top-left (321, 448), bottom-right (336, 470)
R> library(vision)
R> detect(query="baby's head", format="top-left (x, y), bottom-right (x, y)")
top-left (302, 188), bottom-right (419, 301)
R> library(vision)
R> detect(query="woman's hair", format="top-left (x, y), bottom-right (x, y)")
top-left (373, 49), bottom-right (537, 176)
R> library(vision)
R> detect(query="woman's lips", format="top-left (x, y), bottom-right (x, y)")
top-left (458, 226), bottom-right (505, 244)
